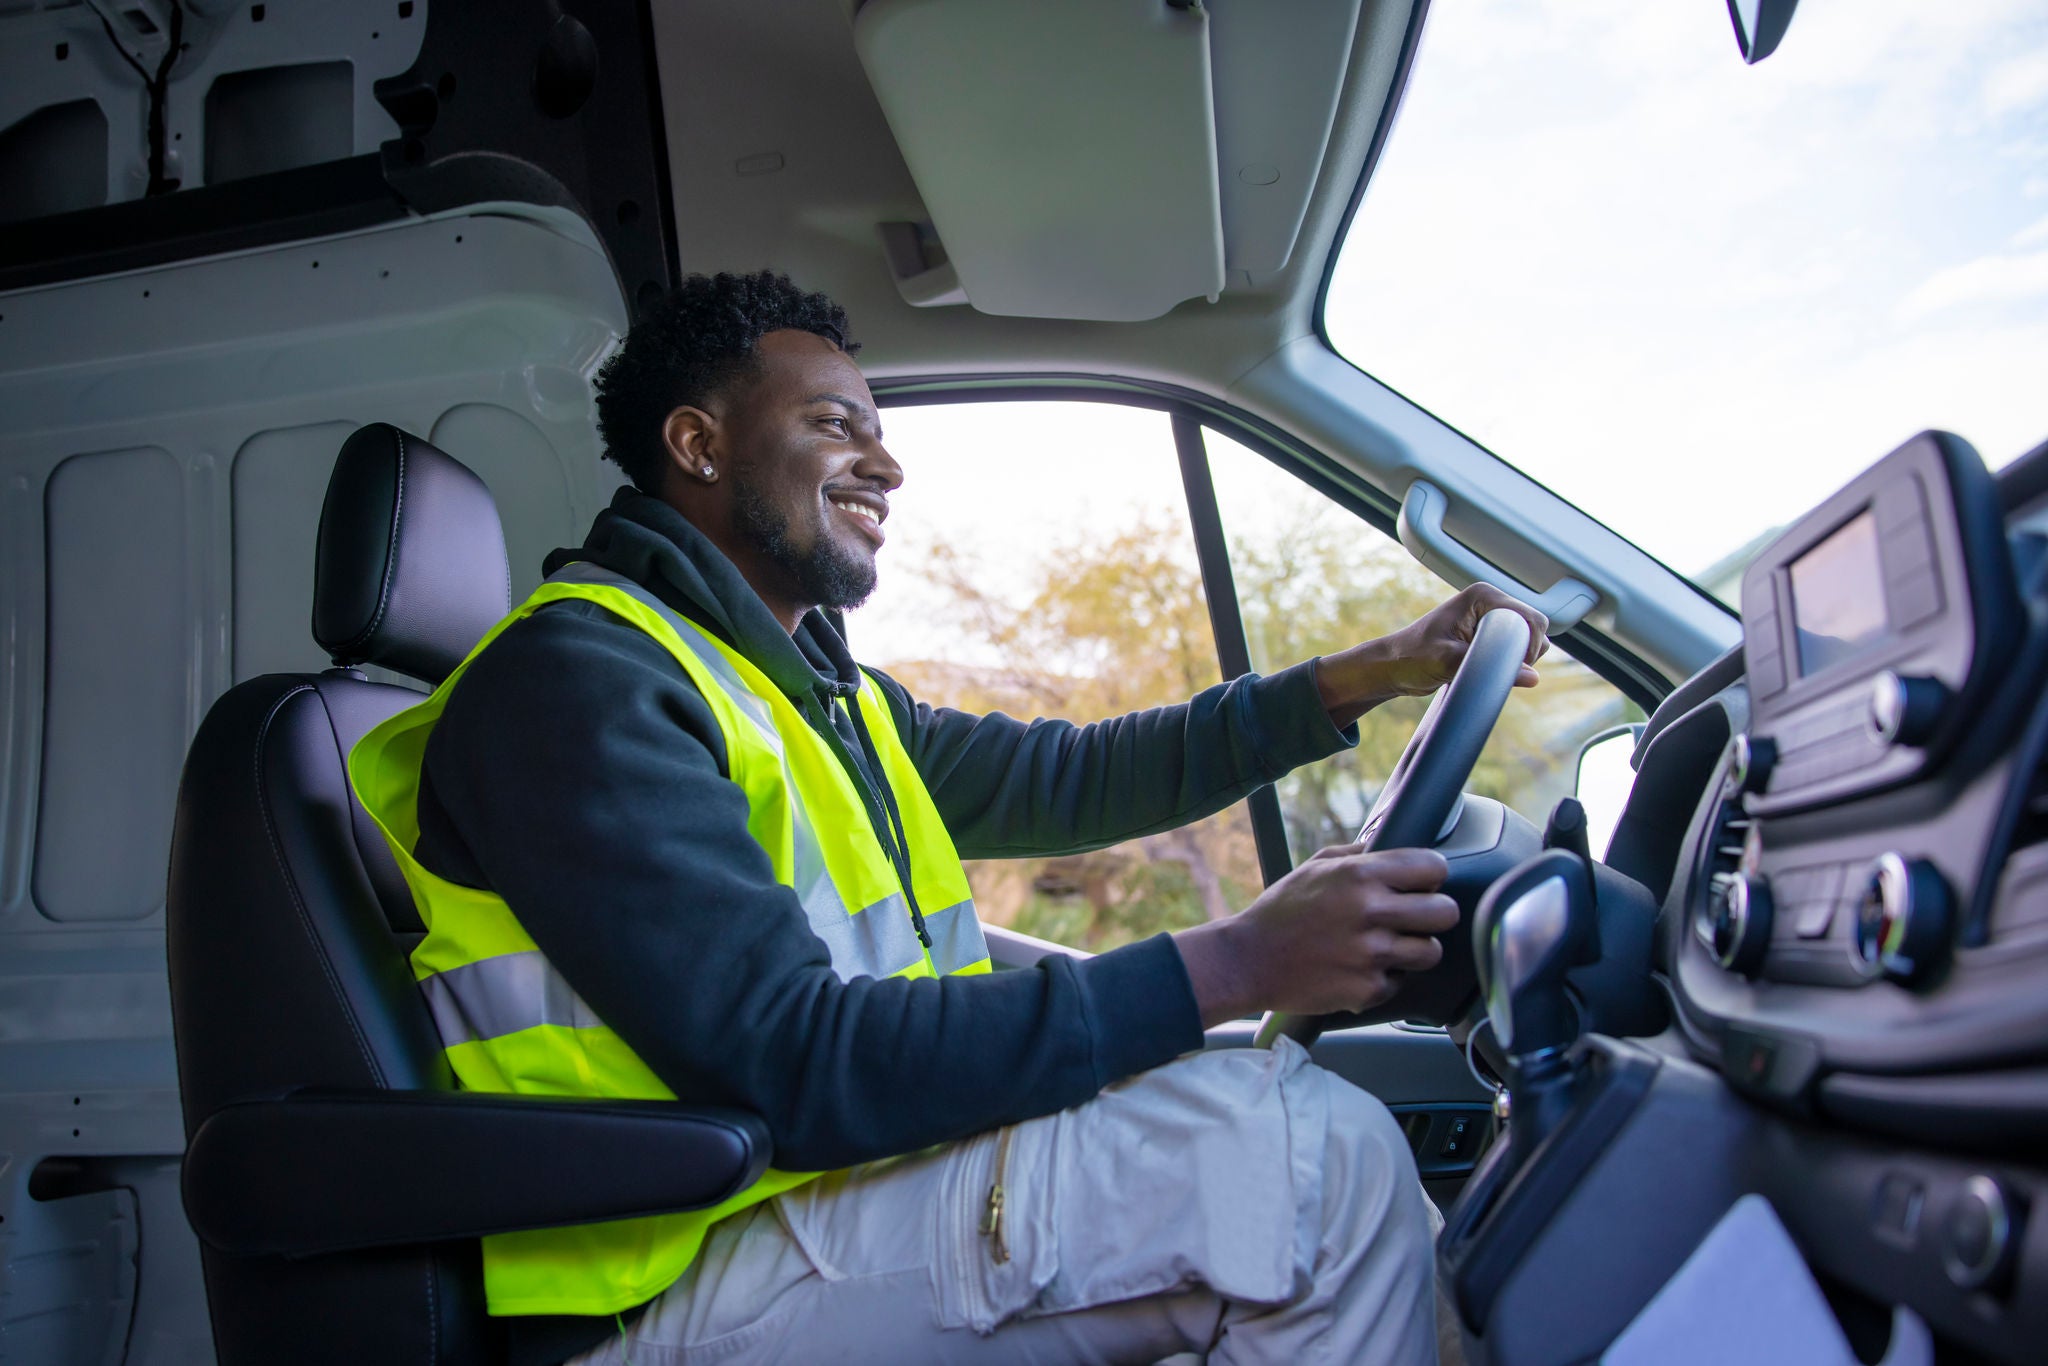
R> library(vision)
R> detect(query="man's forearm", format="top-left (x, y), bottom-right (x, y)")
top-left (1312, 585), bottom-right (1551, 729)
top-left (1173, 918), bottom-right (1261, 1030)
top-left (1311, 641), bottom-right (1406, 732)
top-left (889, 662), bottom-right (1353, 859)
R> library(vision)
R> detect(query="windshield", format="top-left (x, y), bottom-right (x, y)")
top-left (1324, 0), bottom-right (2048, 599)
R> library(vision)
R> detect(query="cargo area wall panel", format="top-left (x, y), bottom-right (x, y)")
top-left (0, 204), bottom-right (628, 1366)
top-left (232, 421), bottom-right (362, 683)
top-left (35, 447), bottom-right (189, 923)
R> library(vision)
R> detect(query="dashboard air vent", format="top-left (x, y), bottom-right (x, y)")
top-left (1692, 786), bottom-right (1756, 961)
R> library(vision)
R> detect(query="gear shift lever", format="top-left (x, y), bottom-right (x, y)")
top-left (1471, 847), bottom-right (1599, 1150)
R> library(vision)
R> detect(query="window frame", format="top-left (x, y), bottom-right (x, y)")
top-left (1306, 0), bottom-right (1746, 626)
top-left (1309, 0), bottom-right (1434, 364)
top-left (869, 374), bottom-right (1675, 885)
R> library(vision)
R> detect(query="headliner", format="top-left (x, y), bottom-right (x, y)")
top-left (650, 0), bottom-right (1423, 395)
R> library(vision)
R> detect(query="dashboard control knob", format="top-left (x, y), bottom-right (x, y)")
top-left (1712, 873), bottom-right (1773, 976)
top-left (1868, 672), bottom-right (1949, 748)
top-left (1942, 1175), bottom-right (2023, 1294)
top-left (1854, 853), bottom-right (1952, 984)
top-left (1730, 734), bottom-right (1776, 794)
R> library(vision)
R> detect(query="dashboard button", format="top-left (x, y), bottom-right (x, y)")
top-left (1874, 1173), bottom-right (1924, 1243)
top-left (1942, 1175), bottom-right (2022, 1294)
top-left (1854, 854), bottom-right (1953, 984)
top-left (1875, 478), bottom-right (1926, 530)
top-left (1713, 874), bottom-right (1774, 976)
top-left (1750, 651), bottom-right (1786, 696)
top-left (1730, 734), bottom-right (1777, 794)
top-left (1794, 898), bottom-right (1837, 939)
top-left (1887, 573), bottom-right (1944, 628)
top-left (1721, 1026), bottom-right (1821, 1099)
top-left (1437, 1115), bottom-right (1474, 1162)
top-left (1868, 671), bottom-right (1949, 748)
top-left (1776, 864), bottom-right (1845, 939)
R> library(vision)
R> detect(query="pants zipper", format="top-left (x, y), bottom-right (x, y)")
top-left (980, 1125), bottom-right (1015, 1265)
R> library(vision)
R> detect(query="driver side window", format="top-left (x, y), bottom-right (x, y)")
top-left (849, 399), bottom-right (1641, 953)
top-left (850, 401), bottom-right (1261, 951)
top-left (1203, 432), bottom-right (1643, 860)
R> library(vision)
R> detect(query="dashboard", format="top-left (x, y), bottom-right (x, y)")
top-left (1444, 429), bottom-right (2048, 1366)
top-left (1669, 431), bottom-right (2048, 1076)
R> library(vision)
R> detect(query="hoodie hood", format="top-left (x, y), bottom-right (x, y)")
top-left (542, 487), bottom-right (863, 703)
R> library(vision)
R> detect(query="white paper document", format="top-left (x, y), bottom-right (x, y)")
top-left (1603, 1194), bottom-right (1931, 1366)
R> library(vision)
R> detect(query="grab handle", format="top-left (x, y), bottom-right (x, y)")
top-left (1397, 481), bottom-right (1597, 632)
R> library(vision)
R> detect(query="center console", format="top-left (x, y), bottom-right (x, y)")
top-left (1436, 431), bottom-right (2048, 1365)
top-left (1705, 432), bottom-right (2021, 995)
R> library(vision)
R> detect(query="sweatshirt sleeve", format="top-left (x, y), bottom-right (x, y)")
top-left (411, 603), bottom-right (1203, 1172)
top-left (869, 662), bottom-right (1358, 859)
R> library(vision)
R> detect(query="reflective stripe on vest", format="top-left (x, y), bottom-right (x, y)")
top-left (348, 565), bottom-right (989, 1317)
top-left (417, 949), bottom-right (602, 1047)
top-left (542, 562), bottom-right (989, 981)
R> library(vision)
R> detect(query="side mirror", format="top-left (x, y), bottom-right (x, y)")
top-left (1574, 723), bottom-right (1644, 860)
top-left (1725, 0), bottom-right (1799, 64)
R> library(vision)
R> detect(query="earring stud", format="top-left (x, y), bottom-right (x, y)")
top-left (701, 464), bottom-right (714, 478)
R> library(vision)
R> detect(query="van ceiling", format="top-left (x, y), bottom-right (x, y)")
top-left (0, 0), bottom-right (1423, 396)
top-left (652, 0), bottom-right (1422, 389)
top-left (857, 0), bottom-right (1234, 324)
top-left (851, 0), bottom-right (1367, 324)
top-left (0, 2), bottom-right (420, 209)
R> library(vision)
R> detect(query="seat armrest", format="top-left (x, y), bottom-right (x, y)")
top-left (183, 1089), bottom-right (774, 1258)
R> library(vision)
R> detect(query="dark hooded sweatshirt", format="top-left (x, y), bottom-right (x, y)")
top-left (413, 489), bottom-right (1355, 1343)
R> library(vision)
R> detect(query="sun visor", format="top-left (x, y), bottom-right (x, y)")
top-left (855, 0), bottom-right (1225, 322)
top-left (1210, 0), bottom-right (1365, 276)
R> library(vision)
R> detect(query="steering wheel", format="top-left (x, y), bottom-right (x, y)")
top-left (1256, 607), bottom-right (1535, 1050)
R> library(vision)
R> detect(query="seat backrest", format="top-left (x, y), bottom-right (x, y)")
top-left (167, 424), bottom-right (512, 1365)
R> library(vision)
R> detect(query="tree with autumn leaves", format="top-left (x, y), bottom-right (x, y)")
top-left (872, 501), bottom-right (1634, 952)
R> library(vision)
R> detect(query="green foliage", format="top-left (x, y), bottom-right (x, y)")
top-left (1006, 858), bottom-right (1261, 954)
top-left (1226, 496), bottom-right (1640, 861)
top-left (875, 498), bottom-right (1640, 950)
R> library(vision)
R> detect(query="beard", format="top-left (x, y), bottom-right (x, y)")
top-left (730, 470), bottom-right (879, 612)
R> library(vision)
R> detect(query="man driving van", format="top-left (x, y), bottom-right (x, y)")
top-left (352, 271), bottom-right (1547, 1364)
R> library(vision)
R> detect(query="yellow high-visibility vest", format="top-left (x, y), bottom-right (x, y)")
top-left (350, 562), bottom-right (989, 1316)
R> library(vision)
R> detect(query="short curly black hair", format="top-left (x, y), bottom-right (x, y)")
top-left (593, 271), bottom-right (860, 491)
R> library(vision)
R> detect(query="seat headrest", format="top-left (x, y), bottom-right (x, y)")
top-left (313, 424), bottom-right (510, 686)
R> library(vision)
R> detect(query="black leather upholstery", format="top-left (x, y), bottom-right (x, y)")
top-left (168, 429), bottom-right (769, 1366)
top-left (313, 423), bottom-right (512, 685)
top-left (314, 671), bottom-right (426, 934)
top-left (185, 1091), bottom-right (769, 1258)
top-left (169, 673), bottom-right (490, 1364)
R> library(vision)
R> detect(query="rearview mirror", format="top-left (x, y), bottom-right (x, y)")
top-left (1575, 724), bottom-right (1645, 860)
top-left (1725, 0), bottom-right (1799, 64)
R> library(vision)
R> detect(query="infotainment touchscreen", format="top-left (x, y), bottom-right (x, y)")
top-left (1739, 431), bottom-right (2013, 816)
top-left (1789, 509), bottom-right (1888, 675)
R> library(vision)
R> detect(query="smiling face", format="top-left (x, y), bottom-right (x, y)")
top-left (658, 329), bottom-right (902, 632)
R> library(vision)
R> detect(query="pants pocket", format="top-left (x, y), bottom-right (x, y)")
top-left (1029, 1041), bottom-right (1325, 1318)
top-left (932, 1120), bottom-right (1067, 1335)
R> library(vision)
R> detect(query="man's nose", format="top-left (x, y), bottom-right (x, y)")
top-left (857, 438), bottom-right (904, 492)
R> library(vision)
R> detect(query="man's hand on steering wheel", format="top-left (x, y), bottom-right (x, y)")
top-left (1313, 583), bottom-right (1551, 730)
top-left (1172, 584), bottom-right (1553, 1040)
top-left (1176, 847), bottom-right (1460, 1030)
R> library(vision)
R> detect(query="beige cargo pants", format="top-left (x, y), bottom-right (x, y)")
top-left (570, 1038), bottom-right (1440, 1365)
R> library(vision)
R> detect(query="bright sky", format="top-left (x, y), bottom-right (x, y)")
top-left (1325, 0), bottom-right (2048, 579)
top-left (851, 0), bottom-right (2048, 667)
top-left (846, 406), bottom-right (1347, 670)
top-left (848, 401), bottom-right (1194, 666)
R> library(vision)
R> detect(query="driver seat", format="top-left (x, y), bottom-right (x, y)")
top-left (166, 424), bottom-right (769, 1365)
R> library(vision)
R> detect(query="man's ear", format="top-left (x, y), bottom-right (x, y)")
top-left (661, 406), bottom-right (722, 487)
